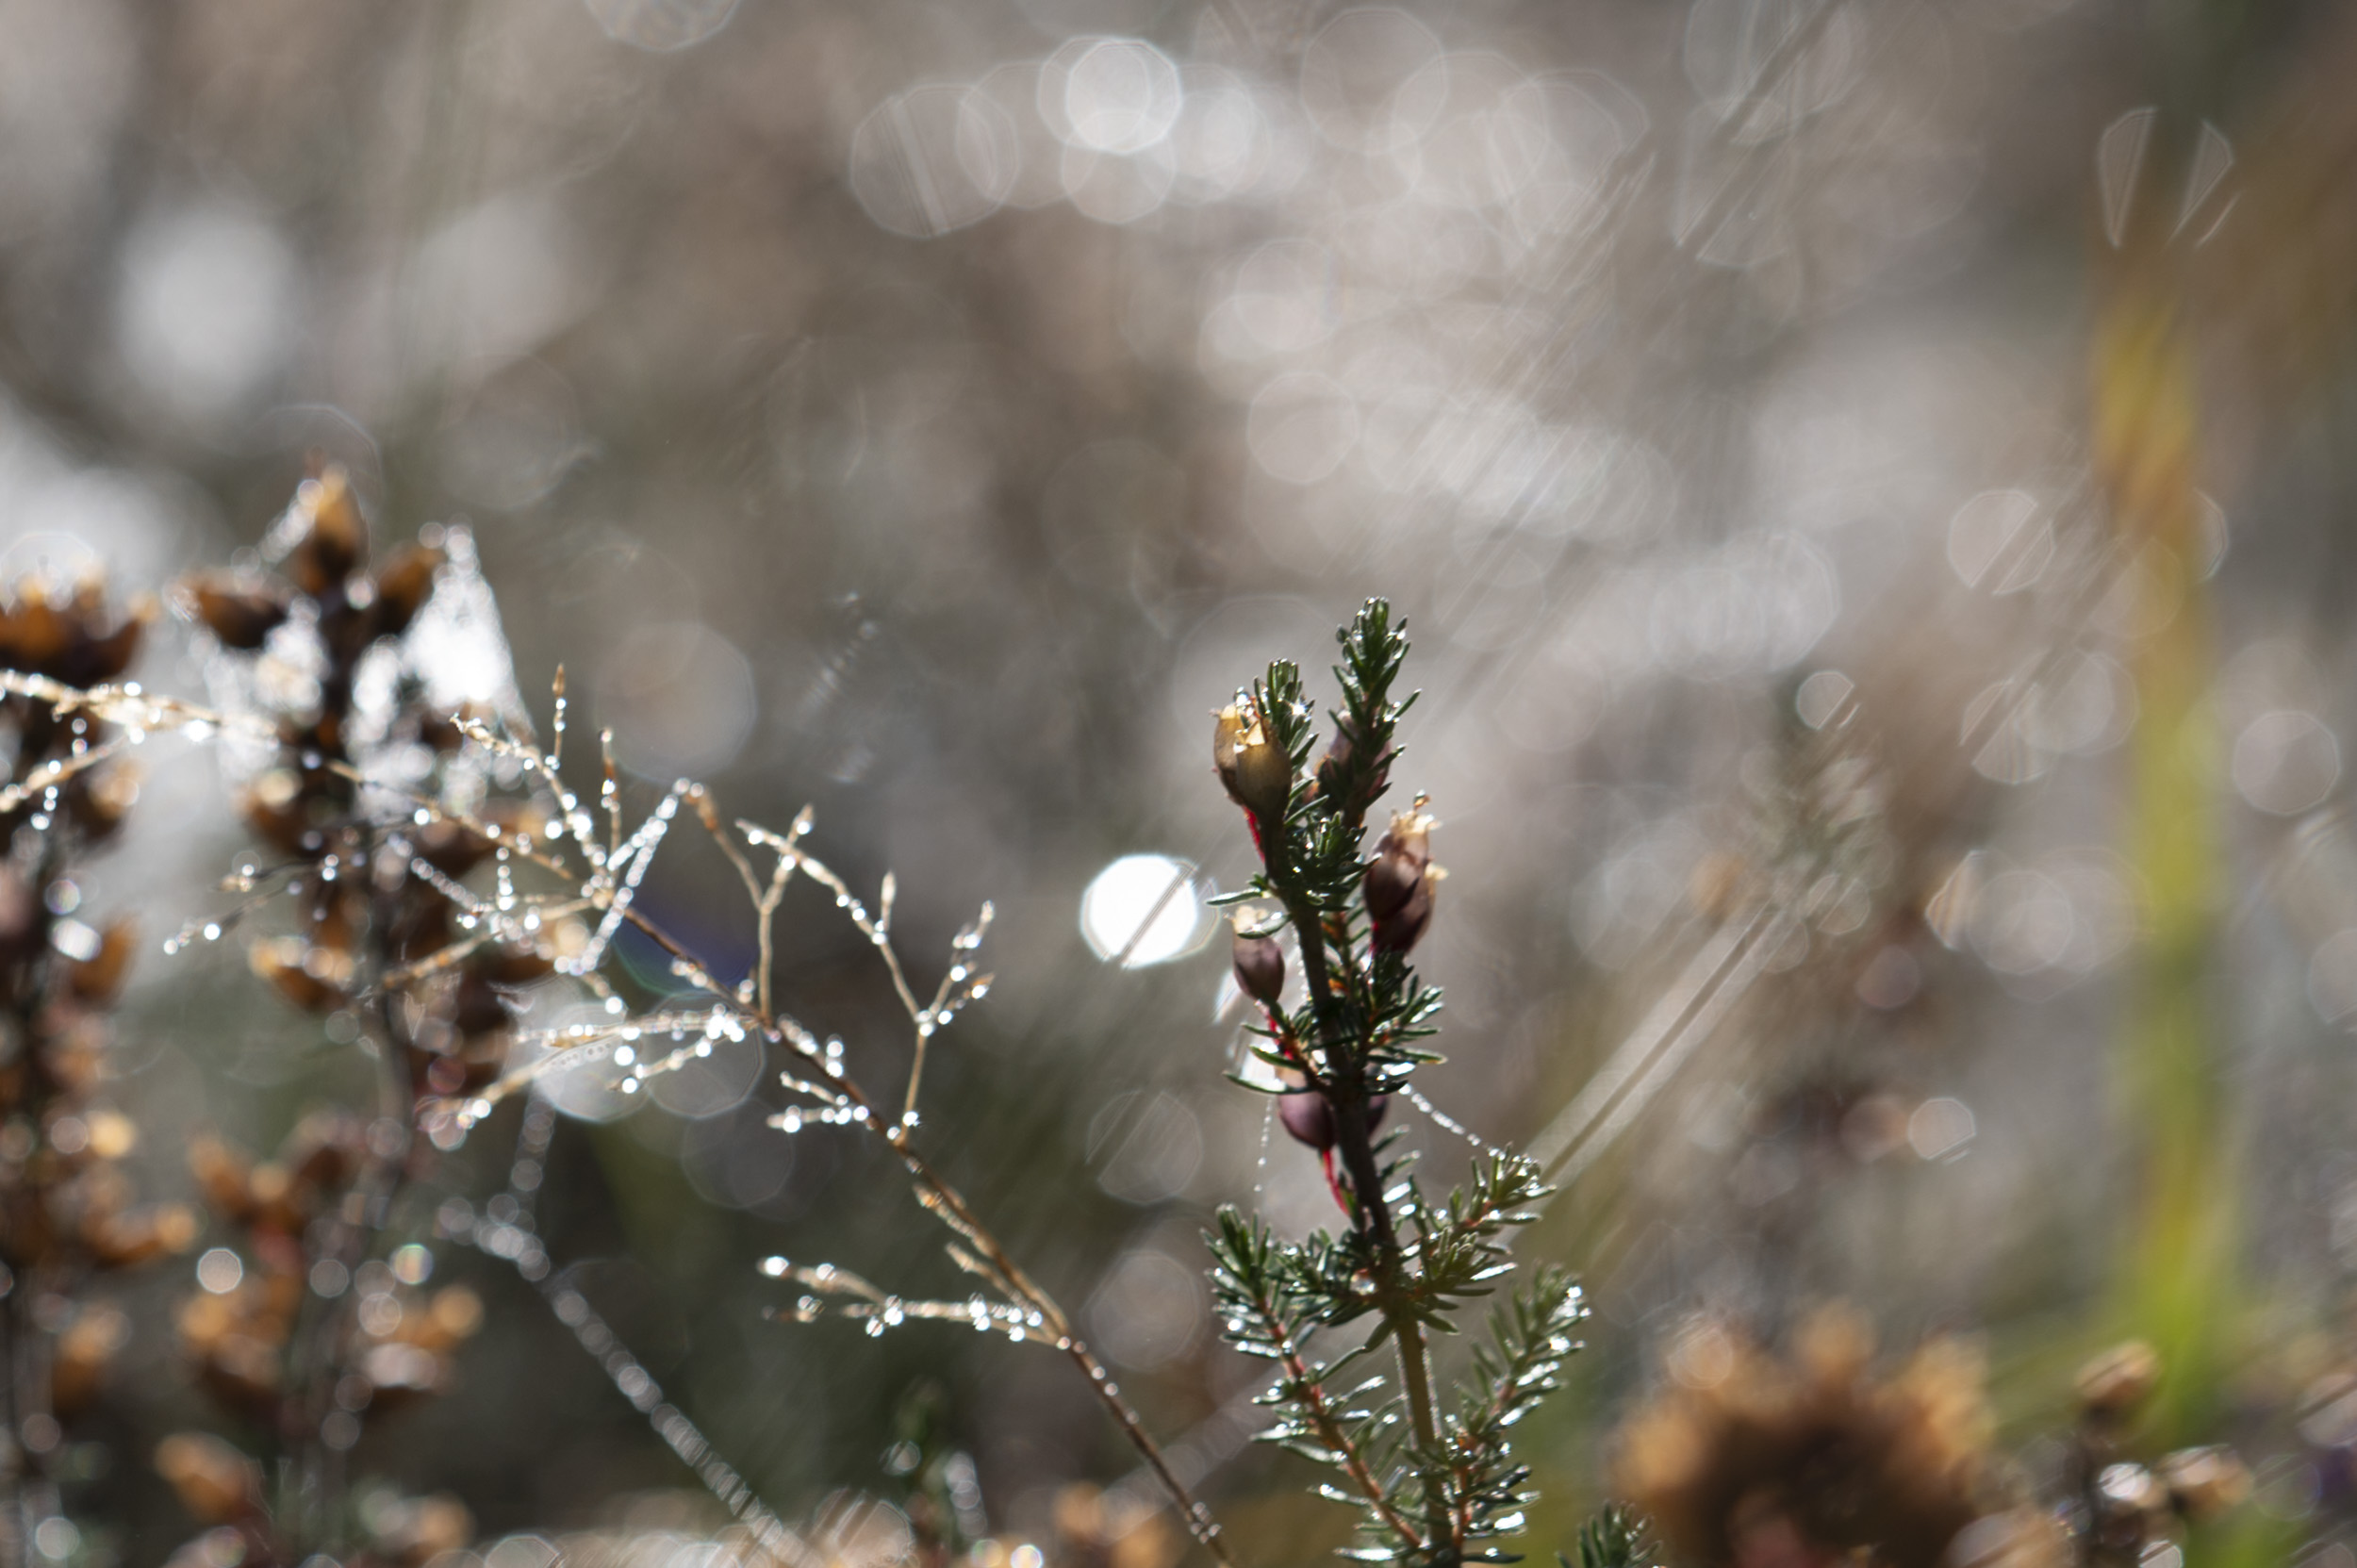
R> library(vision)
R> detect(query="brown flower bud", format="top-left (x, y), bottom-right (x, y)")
top-left (1315, 728), bottom-right (1393, 816)
top-left (247, 1164), bottom-right (296, 1230)
top-left (61, 594), bottom-right (150, 685)
top-left (179, 575), bottom-right (289, 652)
top-left (84, 1203), bottom-right (197, 1268)
top-left (361, 1341), bottom-right (449, 1409)
top-left (188, 1137), bottom-right (257, 1222)
top-left (372, 542), bottom-right (446, 639)
top-left (198, 1334), bottom-right (285, 1421)
top-left (1371, 869), bottom-right (1437, 953)
top-left (249, 935), bottom-right (347, 1014)
top-left (1213, 701), bottom-right (1293, 820)
top-left (65, 917), bottom-right (137, 1004)
top-left (285, 1112), bottom-right (364, 1196)
top-left (156, 1433), bottom-right (264, 1526)
top-left (1363, 811), bottom-right (1431, 917)
top-left (370, 1494), bottom-right (474, 1564)
top-left (414, 818), bottom-right (494, 878)
top-left (2160, 1445), bottom-right (2251, 1523)
top-left (286, 468), bottom-right (369, 597)
top-left (1231, 916), bottom-right (1285, 1006)
top-left (453, 968), bottom-right (509, 1036)
top-left (239, 768), bottom-right (318, 858)
top-left (0, 581), bottom-right (65, 668)
top-left (1365, 810), bottom-right (1441, 952)
top-left (0, 873), bottom-right (39, 961)
top-left (2074, 1340), bottom-right (2161, 1420)
top-left (52, 1303), bottom-right (130, 1417)
top-left (470, 940), bottom-right (555, 988)
top-left (66, 761), bottom-right (140, 840)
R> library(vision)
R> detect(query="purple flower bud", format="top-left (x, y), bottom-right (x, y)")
top-left (1364, 810), bottom-right (1441, 952)
top-left (1277, 1088), bottom-right (1388, 1151)
top-left (1371, 873), bottom-right (1435, 953)
top-left (1231, 920), bottom-right (1285, 1006)
top-left (1315, 729), bottom-right (1394, 816)
top-left (1277, 1090), bottom-right (1334, 1151)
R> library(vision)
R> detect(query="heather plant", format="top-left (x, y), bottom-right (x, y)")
top-left (1204, 602), bottom-right (1589, 1566)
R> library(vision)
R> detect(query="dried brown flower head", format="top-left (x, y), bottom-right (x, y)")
top-left (157, 1431), bottom-right (266, 1527)
top-left (2155, 1444), bottom-right (2250, 1524)
top-left (2073, 1340), bottom-right (2162, 1422)
top-left (0, 569), bottom-right (190, 1462)
top-left (0, 573), bottom-right (150, 689)
top-left (1613, 1309), bottom-right (1995, 1568)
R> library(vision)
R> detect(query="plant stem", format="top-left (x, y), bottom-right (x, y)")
top-left (581, 819), bottom-right (1244, 1568)
top-left (885, 1139), bottom-right (1240, 1567)
top-left (1274, 871), bottom-right (1451, 1562)
top-left (1335, 1092), bottom-right (1449, 1559)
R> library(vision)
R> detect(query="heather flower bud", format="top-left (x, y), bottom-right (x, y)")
top-left (57, 593), bottom-right (149, 686)
top-left (180, 575), bottom-right (290, 652)
top-left (1363, 811), bottom-right (1430, 918)
top-left (372, 541), bottom-right (447, 639)
top-left (84, 1203), bottom-right (198, 1268)
top-left (1277, 1089), bottom-right (1334, 1150)
top-left (52, 1303), bottom-right (129, 1416)
top-left (287, 468), bottom-right (369, 598)
top-left (2159, 1445), bottom-right (2250, 1523)
top-left (66, 762), bottom-right (139, 840)
top-left (370, 1494), bottom-right (473, 1562)
top-left (1213, 701), bottom-right (1292, 820)
top-left (1277, 1084), bottom-right (1388, 1151)
top-left (249, 935), bottom-right (346, 1014)
top-left (65, 918), bottom-right (136, 1004)
top-left (1365, 810), bottom-right (1442, 952)
top-left (471, 939), bottom-right (555, 987)
top-left (1315, 727), bottom-right (1393, 816)
top-left (156, 1432), bottom-right (266, 1526)
top-left (2074, 1340), bottom-right (2160, 1420)
top-left (1230, 916), bottom-right (1285, 1006)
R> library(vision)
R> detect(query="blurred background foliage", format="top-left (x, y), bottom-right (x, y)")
top-left (4, 0), bottom-right (2357, 1561)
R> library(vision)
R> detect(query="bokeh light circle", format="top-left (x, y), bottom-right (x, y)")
top-left (849, 86), bottom-right (1022, 239)
top-left (1080, 854), bottom-right (1211, 967)
top-left (582, 0), bottom-right (740, 51)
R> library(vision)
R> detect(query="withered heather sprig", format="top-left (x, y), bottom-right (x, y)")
top-left (164, 1114), bottom-right (482, 1568)
top-left (1205, 599), bottom-right (1584, 1566)
top-left (0, 569), bottom-right (197, 1558)
top-left (160, 469), bottom-right (536, 1563)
